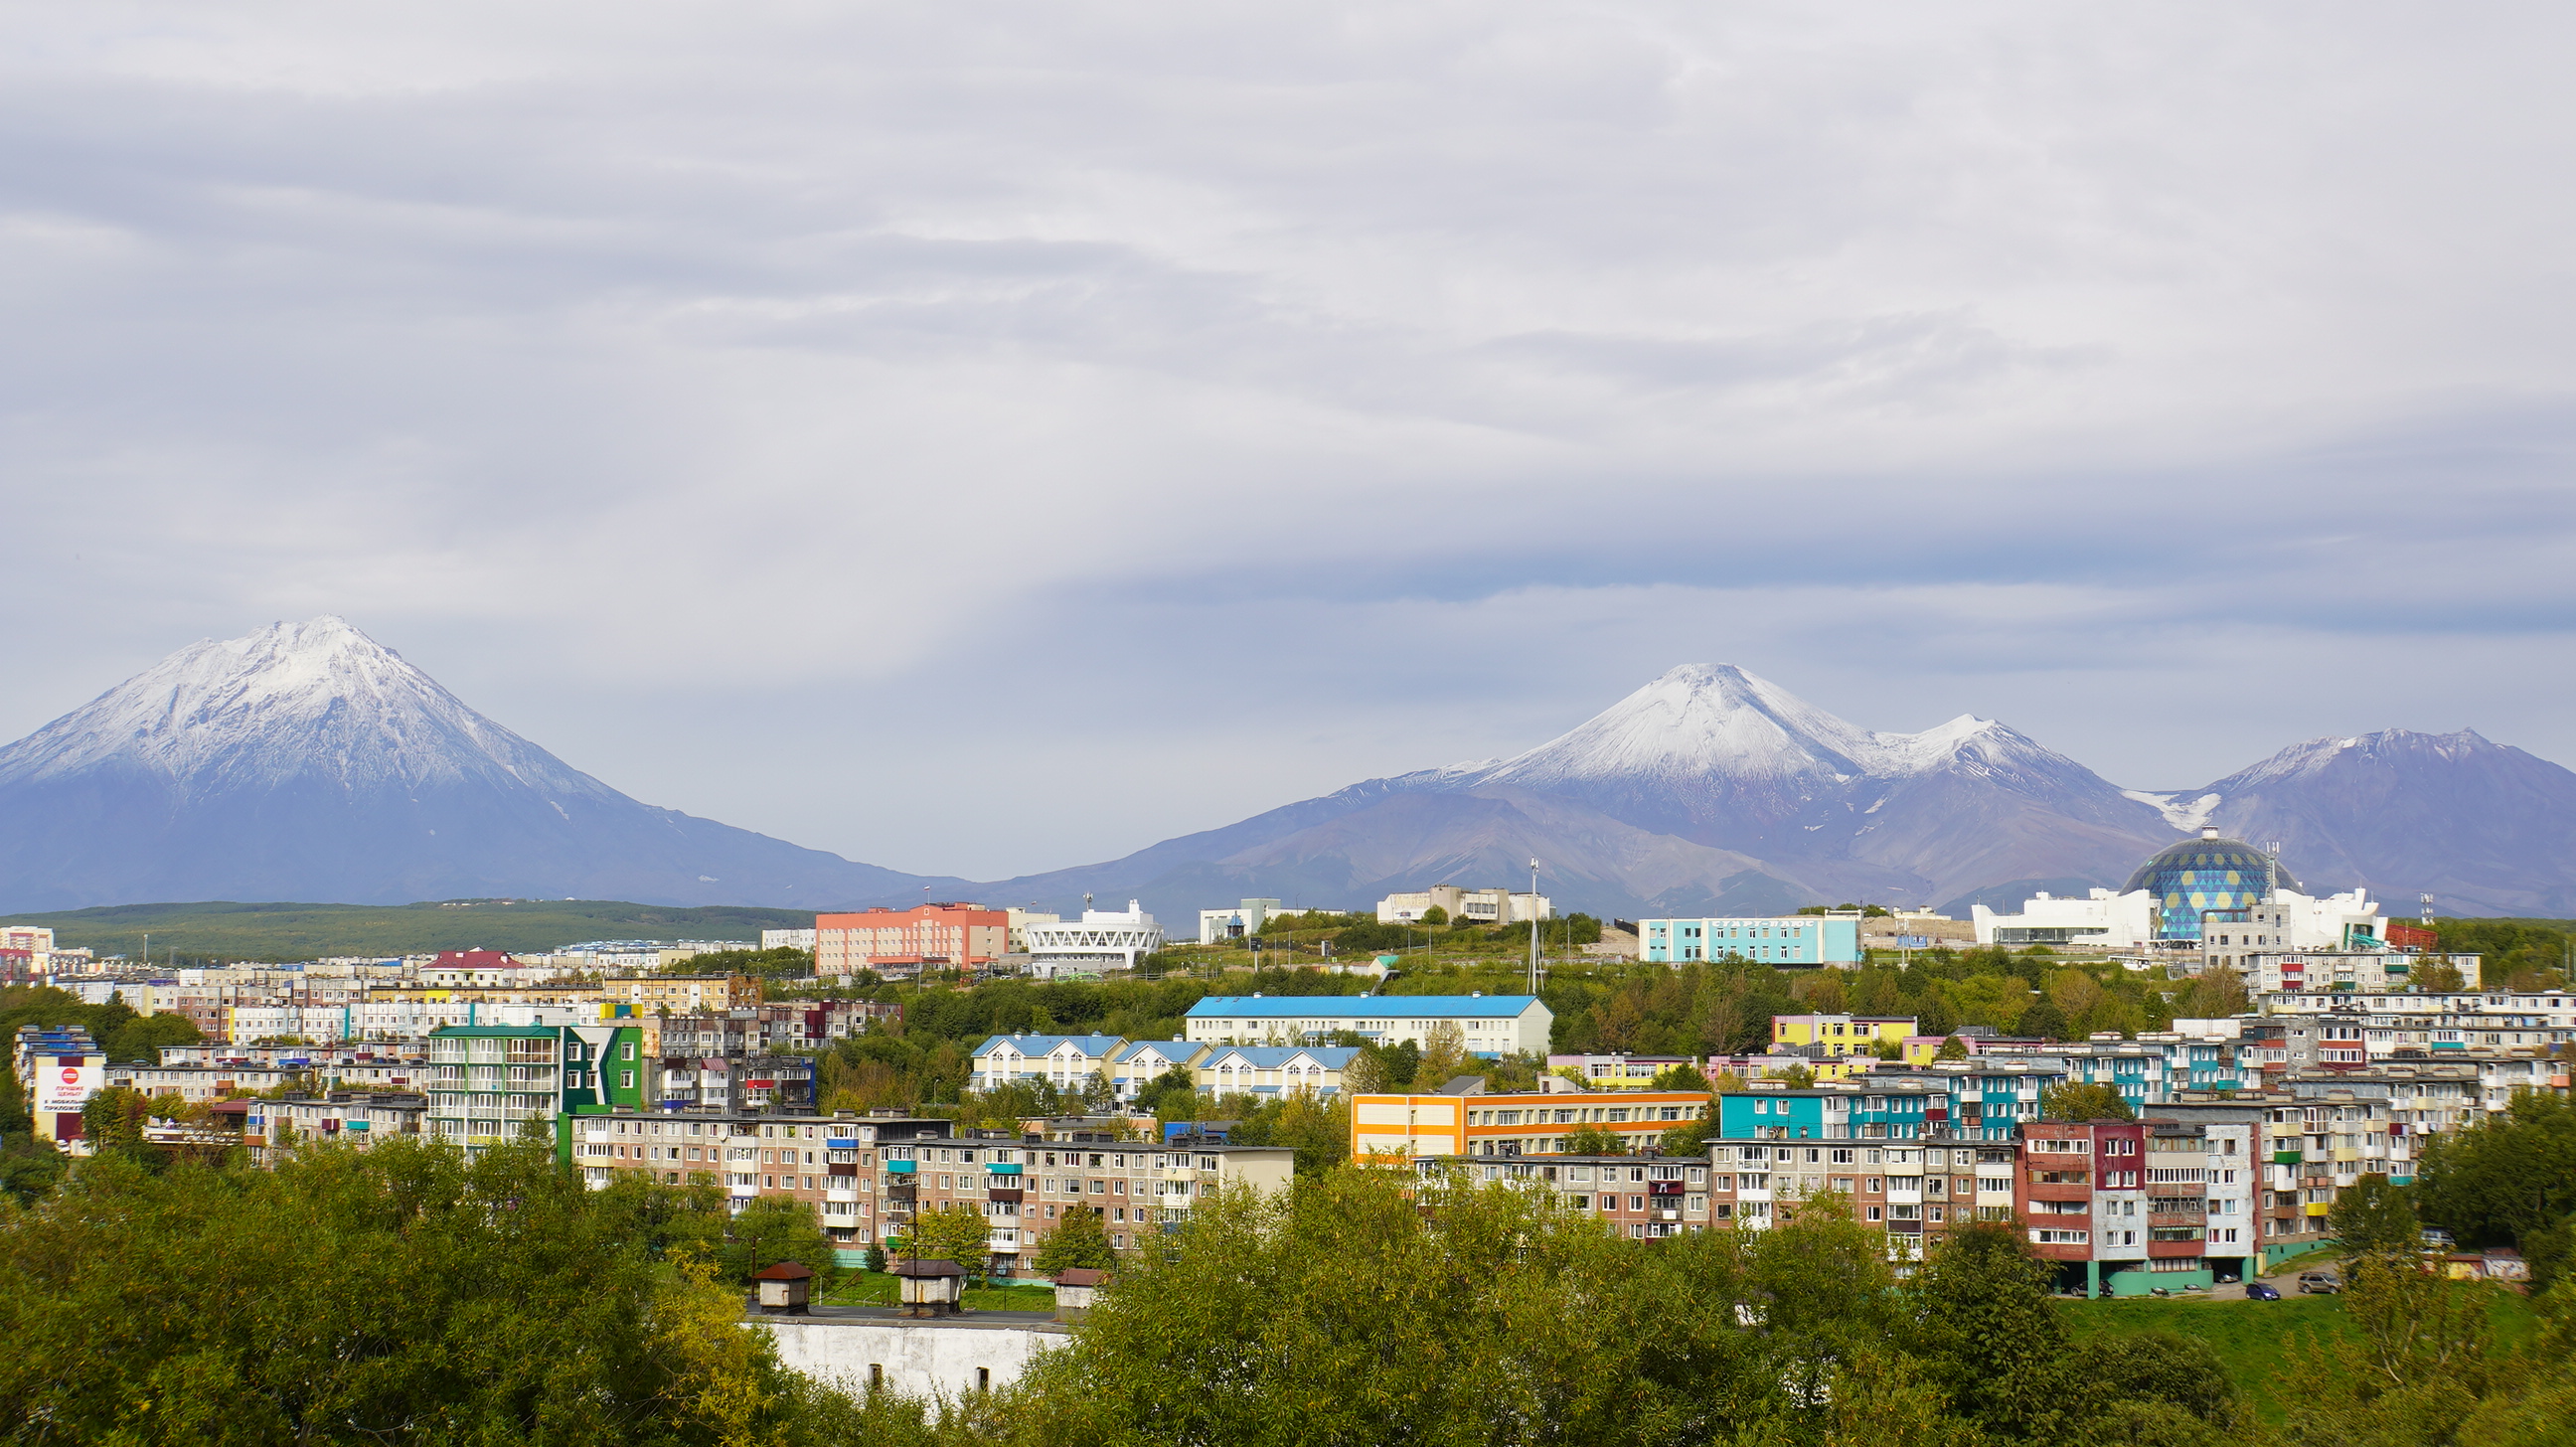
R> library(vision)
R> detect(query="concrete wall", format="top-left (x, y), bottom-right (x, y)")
top-left (755, 1316), bottom-right (1069, 1398)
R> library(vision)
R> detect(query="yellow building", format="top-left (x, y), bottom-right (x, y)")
top-left (1350, 1090), bottom-right (1712, 1162)
top-left (1771, 1014), bottom-right (1914, 1057)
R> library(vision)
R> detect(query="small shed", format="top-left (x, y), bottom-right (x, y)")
top-left (1051, 1267), bottom-right (1108, 1320)
top-left (752, 1261), bottom-right (813, 1315)
top-left (892, 1257), bottom-right (965, 1316)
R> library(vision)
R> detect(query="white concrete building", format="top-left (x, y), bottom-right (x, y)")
top-left (1184, 994), bottom-right (1553, 1055)
top-left (1974, 884), bottom-right (2384, 963)
top-left (1377, 885), bottom-right (1551, 925)
top-left (968, 1034), bottom-right (1128, 1094)
top-left (1198, 897), bottom-right (1286, 945)
top-left (759, 928), bottom-right (817, 951)
top-left (1022, 902), bottom-right (1165, 974)
top-left (2247, 950), bottom-right (2482, 995)
top-left (1004, 908), bottom-right (1059, 954)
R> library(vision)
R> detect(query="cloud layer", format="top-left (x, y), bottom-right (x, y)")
top-left (3, 2), bottom-right (2572, 879)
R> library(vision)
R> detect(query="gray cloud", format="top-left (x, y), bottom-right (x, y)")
top-left (1, 1), bottom-right (2572, 879)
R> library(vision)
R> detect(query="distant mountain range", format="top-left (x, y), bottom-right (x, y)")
top-left (5, 622), bottom-right (2573, 920)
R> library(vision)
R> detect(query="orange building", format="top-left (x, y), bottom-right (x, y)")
top-left (1351, 1089), bottom-right (1713, 1162)
top-left (817, 903), bottom-right (1010, 975)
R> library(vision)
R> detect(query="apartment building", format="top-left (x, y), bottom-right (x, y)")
top-left (1351, 1090), bottom-right (1712, 1160)
top-left (13, 1026), bottom-right (102, 1148)
top-left (1771, 1014), bottom-right (1917, 1055)
top-left (570, 1112), bottom-right (1291, 1272)
top-left (1109, 1040), bottom-right (1208, 1101)
top-left (1418, 1154), bottom-right (1718, 1238)
top-left (243, 1091), bottom-right (427, 1164)
top-left (108, 1060), bottom-right (305, 1103)
top-left (601, 975), bottom-right (763, 1012)
top-left (2248, 951), bottom-right (2483, 994)
top-left (816, 904), bottom-right (1011, 977)
top-left (969, 1035), bottom-right (1129, 1095)
top-left (424, 1024), bottom-right (648, 1146)
top-left (1196, 1045), bottom-right (1360, 1098)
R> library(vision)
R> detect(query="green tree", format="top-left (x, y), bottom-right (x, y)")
top-left (2331, 1173), bottom-right (2420, 1256)
top-left (2015, 997), bottom-right (2069, 1041)
top-left (2416, 1090), bottom-right (2576, 1286)
top-left (1774, 1064), bottom-right (1816, 1089)
top-left (1648, 1061), bottom-right (1711, 1092)
top-left (1904, 1219), bottom-right (2073, 1440)
top-left (724, 1195), bottom-right (844, 1292)
top-left (1033, 1203), bottom-right (1116, 1275)
top-left (2276, 1249), bottom-right (2506, 1447)
top-left (1410, 1021), bottom-right (1469, 1089)
top-left (1419, 905), bottom-right (1449, 926)
top-left (1937, 1035), bottom-right (1971, 1060)
top-left (1563, 1123), bottom-right (1627, 1156)
top-left (79, 1085), bottom-right (155, 1160)
top-left (2415, 958), bottom-right (2468, 993)
top-left (0, 1136), bottom-right (855, 1444)
top-left (2041, 1080), bottom-right (2136, 1122)
top-left (906, 1201), bottom-right (992, 1278)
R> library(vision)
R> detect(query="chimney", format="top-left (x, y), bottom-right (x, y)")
top-left (2200, 826), bottom-right (2219, 840)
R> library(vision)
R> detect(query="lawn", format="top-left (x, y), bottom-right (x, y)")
top-left (2061, 1285), bottom-right (2539, 1425)
top-left (814, 1269), bottom-right (1056, 1312)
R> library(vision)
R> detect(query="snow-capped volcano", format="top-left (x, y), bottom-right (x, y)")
top-left (973, 663), bottom-right (2184, 917)
top-left (0, 616), bottom-right (614, 801)
top-left (0, 617), bottom-right (955, 911)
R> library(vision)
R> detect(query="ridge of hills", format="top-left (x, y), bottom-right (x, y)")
top-left (5, 621), bottom-right (2575, 922)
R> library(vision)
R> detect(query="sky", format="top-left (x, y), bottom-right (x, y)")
top-left (3, 2), bottom-right (2573, 882)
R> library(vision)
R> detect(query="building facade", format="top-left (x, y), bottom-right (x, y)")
top-left (1185, 994), bottom-right (1552, 1053)
top-left (1639, 917), bottom-right (1861, 966)
top-left (816, 905), bottom-right (1011, 977)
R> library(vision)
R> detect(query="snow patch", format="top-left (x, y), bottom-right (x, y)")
top-left (2122, 790), bottom-right (2222, 833)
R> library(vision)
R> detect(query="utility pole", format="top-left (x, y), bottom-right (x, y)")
top-left (1528, 859), bottom-right (1540, 998)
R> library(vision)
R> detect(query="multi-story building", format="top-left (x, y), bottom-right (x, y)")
top-left (1195, 1045), bottom-right (1360, 1098)
top-left (1199, 898), bottom-right (1287, 945)
top-left (1547, 1052), bottom-right (1706, 1089)
top-left (816, 904), bottom-right (1011, 977)
top-left (1416, 1154), bottom-right (1718, 1238)
top-left (108, 1060), bottom-right (306, 1103)
top-left (13, 1026), bottom-right (102, 1149)
top-left (1350, 1090), bottom-right (1712, 1160)
top-left (1771, 1014), bottom-right (1916, 1055)
top-left (569, 1112), bottom-right (1292, 1272)
top-left (1022, 902), bottom-right (1168, 976)
top-left (1109, 1039), bottom-right (1208, 1100)
top-left (423, 1024), bottom-right (648, 1147)
top-left (243, 1091), bottom-right (427, 1163)
top-left (1639, 916), bottom-right (1860, 967)
top-left (760, 928), bottom-right (818, 951)
top-left (600, 975), bottom-right (762, 1013)
top-left (1375, 886), bottom-right (1550, 926)
top-left (2249, 950), bottom-right (2483, 994)
top-left (1186, 994), bottom-right (1552, 1054)
top-left (969, 1035), bottom-right (1130, 1095)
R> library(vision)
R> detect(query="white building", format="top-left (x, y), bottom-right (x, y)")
top-left (759, 928), bottom-right (817, 951)
top-left (1376, 885), bottom-right (1551, 925)
top-left (1005, 907), bottom-right (1060, 954)
top-left (968, 1034), bottom-right (1129, 1094)
top-left (1973, 884), bottom-right (2383, 961)
top-left (2247, 951), bottom-right (2484, 995)
top-left (1183, 994), bottom-right (1553, 1055)
top-left (1022, 901), bottom-right (1166, 975)
top-left (1199, 897), bottom-right (1286, 945)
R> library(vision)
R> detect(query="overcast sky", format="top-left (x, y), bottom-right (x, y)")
top-left (4, 3), bottom-right (2572, 880)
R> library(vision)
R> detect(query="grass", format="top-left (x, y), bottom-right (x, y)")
top-left (813, 1269), bottom-right (1056, 1313)
top-left (2061, 1284), bottom-right (2541, 1425)
top-left (0, 897), bottom-right (812, 962)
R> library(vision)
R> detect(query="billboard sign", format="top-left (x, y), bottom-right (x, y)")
top-left (34, 1056), bottom-right (99, 1113)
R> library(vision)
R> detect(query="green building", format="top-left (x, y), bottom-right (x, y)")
top-left (425, 1024), bottom-right (648, 1153)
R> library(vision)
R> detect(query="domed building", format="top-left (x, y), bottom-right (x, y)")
top-left (2122, 827), bottom-right (2299, 943)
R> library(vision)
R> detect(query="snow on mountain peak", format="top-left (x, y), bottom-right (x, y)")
top-left (0, 616), bottom-right (605, 799)
top-left (1478, 664), bottom-right (2009, 788)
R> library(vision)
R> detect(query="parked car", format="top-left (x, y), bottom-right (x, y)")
top-left (2297, 1272), bottom-right (2341, 1295)
top-left (2247, 1283), bottom-right (2282, 1300)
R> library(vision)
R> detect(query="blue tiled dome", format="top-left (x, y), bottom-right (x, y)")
top-left (2122, 835), bottom-right (2299, 941)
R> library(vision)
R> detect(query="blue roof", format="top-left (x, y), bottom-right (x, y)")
top-left (971, 1034), bottom-right (1126, 1056)
top-left (1113, 1040), bottom-right (1205, 1062)
top-left (1185, 996), bottom-right (1543, 1020)
top-left (1201, 1045), bottom-right (1363, 1067)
